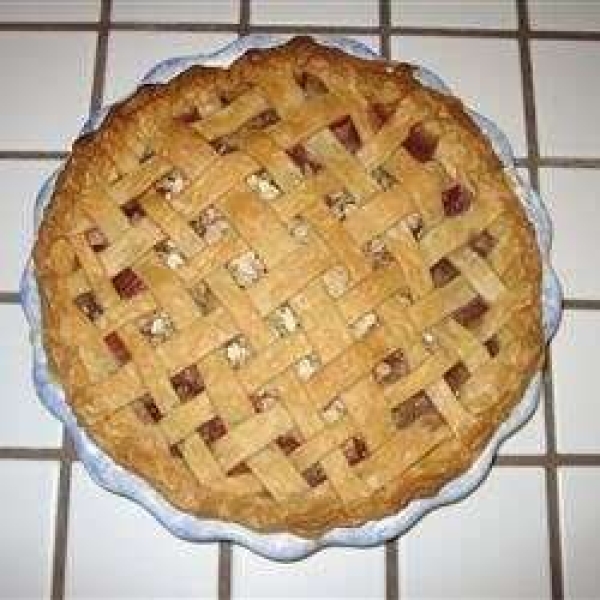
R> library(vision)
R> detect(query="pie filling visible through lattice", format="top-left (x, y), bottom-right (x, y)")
top-left (34, 37), bottom-right (544, 537)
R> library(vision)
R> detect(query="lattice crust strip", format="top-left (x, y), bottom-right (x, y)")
top-left (34, 37), bottom-right (544, 537)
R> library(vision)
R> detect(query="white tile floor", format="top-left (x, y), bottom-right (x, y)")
top-left (0, 460), bottom-right (59, 600)
top-left (540, 168), bottom-right (600, 299)
top-left (499, 388), bottom-right (546, 455)
top-left (559, 468), bottom-right (600, 600)
top-left (0, 0), bottom-right (101, 22)
top-left (65, 464), bottom-right (219, 600)
top-left (250, 0), bottom-right (379, 27)
top-left (232, 546), bottom-right (385, 599)
top-left (399, 468), bottom-right (551, 599)
top-left (111, 0), bottom-right (240, 23)
top-left (103, 31), bottom-right (238, 105)
top-left (0, 160), bottom-right (60, 292)
top-left (0, 2), bottom-right (599, 600)
top-left (0, 32), bottom-right (96, 151)
top-left (391, 0), bottom-right (518, 30)
top-left (0, 305), bottom-right (63, 448)
top-left (532, 41), bottom-right (600, 157)
top-left (529, 0), bottom-right (600, 32)
top-left (552, 310), bottom-right (600, 453)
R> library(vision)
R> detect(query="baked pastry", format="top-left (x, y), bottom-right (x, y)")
top-left (34, 37), bottom-right (544, 537)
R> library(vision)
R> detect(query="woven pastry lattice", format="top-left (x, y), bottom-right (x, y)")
top-left (34, 38), bottom-right (543, 536)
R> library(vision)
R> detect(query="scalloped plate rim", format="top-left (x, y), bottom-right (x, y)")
top-left (20, 34), bottom-right (562, 561)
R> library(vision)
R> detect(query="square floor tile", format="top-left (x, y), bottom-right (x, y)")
top-left (103, 31), bottom-right (237, 105)
top-left (0, 32), bottom-right (96, 151)
top-left (250, 0), bottom-right (378, 27)
top-left (232, 544), bottom-right (384, 599)
top-left (399, 468), bottom-right (550, 599)
top-left (0, 305), bottom-right (63, 448)
top-left (552, 310), bottom-right (600, 453)
top-left (559, 468), bottom-right (600, 600)
top-left (500, 388), bottom-right (546, 455)
top-left (540, 168), bottom-right (600, 299)
top-left (391, 36), bottom-right (526, 157)
top-left (0, 460), bottom-right (59, 600)
top-left (391, 0), bottom-right (517, 29)
top-left (533, 41), bottom-right (600, 157)
top-left (0, 159), bottom-right (60, 292)
top-left (529, 0), bottom-right (600, 32)
top-left (66, 464), bottom-right (218, 599)
top-left (0, 0), bottom-right (100, 22)
top-left (111, 0), bottom-right (239, 23)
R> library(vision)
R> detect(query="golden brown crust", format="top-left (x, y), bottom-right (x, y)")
top-left (34, 37), bottom-right (544, 537)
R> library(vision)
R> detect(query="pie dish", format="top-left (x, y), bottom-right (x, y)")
top-left (31, 36), bottom-right (552, 540)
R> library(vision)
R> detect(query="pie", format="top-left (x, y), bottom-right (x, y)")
top-left (33, 37), bottom-right (544, 537)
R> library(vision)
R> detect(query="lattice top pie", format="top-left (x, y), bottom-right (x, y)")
top-left (34, 37), bottom-right (544, 537)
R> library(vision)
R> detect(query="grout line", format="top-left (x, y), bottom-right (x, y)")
top-left (542, 347), bottom-right (565, 600)
top-left (0, 150), bottom-right (68, 160)
top-left (109, 21), bottom-right (239, 32)
top-left (517, 0), bottom-right (540, 188)
top-left (517, 2), bottom-right (564, 598)
top-left (385, 540), bottom-right (399, 600)
top-left (0, 20), bottom-right (599, 41)
top-left (2, 447), bottom-right (599, 466)
top-left (218, 541), bottom-right (233, 600)
top-left (546, 463), bottom-right (565, 600)
top-left (496, 454), bottom-right (550, 467)
top-left (214, 4), bottom-right (245, 597)
top-left (379, 0), bottom-right (391, 59)
top-left (537, 157), bottom-right (600, 169)
top-left (49, 4), bottom-right (109, 600)
top-left (379, 3), bottom-right (400, 599)
top-left (62, 432), bottom-right (78, 463)
top-left (0, 291), bottom-right (20, 303)
top-left (390, 25), bottom-right (516, 38)
top-left (50, 435), bottom-right (73, 600)
top-left (89, 0), bottom-right (112, 114)
top-left (1, 152), bottom-right (599, 169)
top-left (0, 447), bottom-right (63, 460)
top-left (239, 0), bottom-right (251, 36)
top-left (563, 298), bottom-right (600, 311)
top-left (531, 29), bottom-right (600, 41)
top-left (557, 454), bottom-right (600, 467)
top-left (498, 454), bottom-right (600, 467)
top-left (0, 22), bottom-right (99, 31)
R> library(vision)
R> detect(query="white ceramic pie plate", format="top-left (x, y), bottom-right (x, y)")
top-left (21, 35), bottom-right (562, 560)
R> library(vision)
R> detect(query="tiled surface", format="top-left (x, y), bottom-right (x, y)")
top-left (0, 305), bottom-right (63, 448)
top-left (111, 0), bottom-right (240, 23)
top-left (500, 388), bottom-right (546, 455)
top-left (0, 0), bottom-right (101, 22)
top-left (552, 310), bottom-right (600, 453)
top-left (0, 460), bottom-right (59, 600)
top-left (391, 36), bottom-right (527, 157)
top-left (66, 464), bottom-right (219, 600)
top-left (391, 0), bottom-right (518, 30)
top-left (250, 0), bottom-right (379, 27)
top-left (0, 32), bottom-right (96, 151)
top-left (0, 159), bottom-right (60, 292)
top-left (540, 168), bottom-right (600, 299)
top-left (533, 41), bottom-right (600, 157)
top-left (559, 468), bottom-right (600, 600)
top-left (0, 2), bottom-right (599, 600)
top-left (399, 468), bottom-right (551, 599)
top-left (232, 546), bottom-right (385, 599)
top-left (529, 0), bottom-right (600, 32)
top-left (103, 31), bottom-right (237, 104)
